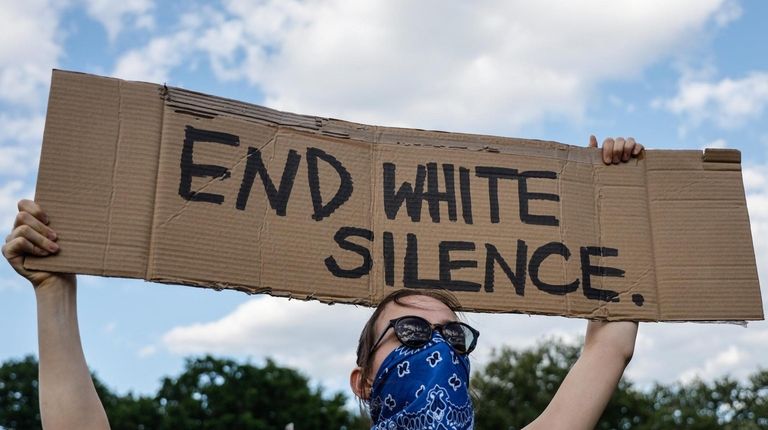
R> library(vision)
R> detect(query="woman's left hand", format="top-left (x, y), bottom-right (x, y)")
top-left (589, 135), bottom-right (644, 164)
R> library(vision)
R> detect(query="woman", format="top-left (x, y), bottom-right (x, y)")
top-left (3, 136), bottom-right (642, 429)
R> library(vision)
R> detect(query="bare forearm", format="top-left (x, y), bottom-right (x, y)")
top-left (2, 200), bottom-right (110, 428)
top-left (525, 321), bottom-right (638, 430)
top-left (36, 278), bottom-right (110, 430)
top-left (526, 346), bottom-right (629, 429)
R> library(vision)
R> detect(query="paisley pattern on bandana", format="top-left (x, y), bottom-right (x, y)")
top-left (368, 333), bottom-right (474, 429)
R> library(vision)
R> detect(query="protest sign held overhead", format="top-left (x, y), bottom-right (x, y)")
top-left (27, 70), bottom-right (764, 321)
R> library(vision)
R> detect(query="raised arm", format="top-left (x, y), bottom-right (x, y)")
top-left (524, 136), bottom-right (643, 429)
top-left (524, 321), bottom-right (638, 430)
top-left (2, 199), bottom-right (110, 430)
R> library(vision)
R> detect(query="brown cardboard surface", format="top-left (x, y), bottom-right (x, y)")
top-left (26, 70), bottom-right (764, 321)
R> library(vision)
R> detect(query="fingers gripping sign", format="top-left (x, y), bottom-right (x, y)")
top-left (589, 135), bottom-right (644, 165)
top-left (2, 199), bottom-right (67, 287)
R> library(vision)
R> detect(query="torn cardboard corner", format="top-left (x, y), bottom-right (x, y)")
top-left (27, 69), bottom-right (764, 322)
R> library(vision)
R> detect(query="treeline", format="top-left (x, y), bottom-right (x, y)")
top-left (473, 341), bottom-right (767, 429)
top-left (1, 340), bottom-right (766, 429)
top-left (0, 356), bottom-right (366, 430)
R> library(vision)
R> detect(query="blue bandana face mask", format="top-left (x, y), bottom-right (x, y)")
top-left (368, 332), bottom-right (474, 429)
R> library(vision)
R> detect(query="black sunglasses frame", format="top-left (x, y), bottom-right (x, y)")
top-left (369, 315), bottom-right (480, 355)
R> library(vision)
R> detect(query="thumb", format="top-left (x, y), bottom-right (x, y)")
top-left (588, 135), bottom-right (598, 148)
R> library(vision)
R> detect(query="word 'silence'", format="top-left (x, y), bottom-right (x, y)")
top-left (325, 228), bottom-right (630, 304)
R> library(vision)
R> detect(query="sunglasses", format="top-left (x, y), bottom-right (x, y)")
top-left (370, 315), bottom-right (480, 355)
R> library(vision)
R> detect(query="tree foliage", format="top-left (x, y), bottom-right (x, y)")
top-left (1, 344), bottom-right (766, 429)
top-left (471, 338), bottom-right (768, 429)
top-left (0, 355), bottom-right (367, 430)
top-left (150, 356), bottom-right (362, 430)
top-left (0, 356), bottom-right (40, 429)
top-left (471, 339), bottom-right (582, 428)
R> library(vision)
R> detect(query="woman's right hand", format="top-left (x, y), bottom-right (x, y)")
top-left (2, 199), bottom-right (72, 288)
top-left (6, 200), bottom-right (109, 429)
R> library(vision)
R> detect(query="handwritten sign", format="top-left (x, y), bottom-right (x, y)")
top-left (27, 70), bottom-right (764, 322)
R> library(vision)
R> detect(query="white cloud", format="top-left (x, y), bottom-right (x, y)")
top-left (741, 328), bottom-right (768, 346)
top-left (679, 345), bottom-right (748, 384)
top-left (112, 29), bottom-right (196, 83)
top-left (0, 145), bottom-right (41, 178)
top-left (608, 95), bottom-right (636, 114)
top-left (0, 114), bottom-right (45, 177)
top-left (0, 114), bottom-right (45, 144)
top-left (702, 138), bottom-right (728, 149)
top-left (745, 169), bottom-right (768, 240)
top-left (743, 164), bottom-right (768, 310)
top-left (744, 166), bottom-right (768, 192)
top-left (103, 322), bottom-right (117, 334)
top-left (0, 275), bottom-right (27, 291)
top-left (160, 297), bottom-right (599, 394)
top-left (137, 345), bottom-right (157, 358)
top-left (713, 0), bottom-right (742, 27)
top-left (116, 0), bottom-right (734, 133)
top-left (0, 0), bottom-right (64, 107)
top-left (249, 0), bottom-right (731, 131)
top-left (655, 71), bottom-right (768, 129)
top-left (0, 180), bottom-right (32, 234)
top-left (162, 296), bottom-right (371, 391)
top-left (83, 0), bottom-right (155, 41)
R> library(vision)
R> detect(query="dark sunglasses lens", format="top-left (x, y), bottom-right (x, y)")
top-left (395, 317), bottom-right (432, 347)
top-left (443, 323), bottom-right (476, 353)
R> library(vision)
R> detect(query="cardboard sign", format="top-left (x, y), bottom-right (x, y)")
top-left (27, 70), bottom-right (764, 321)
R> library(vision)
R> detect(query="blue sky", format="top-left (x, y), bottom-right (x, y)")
top-left (1, 0), bottom-right (767, 402)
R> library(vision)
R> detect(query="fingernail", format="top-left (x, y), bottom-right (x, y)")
top-left (48, 231), bottom-right (57, 240)
top-left (48, 242), bottom-right (59, 252)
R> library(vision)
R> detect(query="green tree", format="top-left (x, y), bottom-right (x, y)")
top-left (4, 352), bottom-right (763, 429)
top-left (741, 369), bottom-right (768, 428)
top-left (153, 355), bottom-right (362, 430)
top-left (0, 355), bottom-right (368, 430)
top-left (471, 339), bottom-right (579, 428)
top-left (0, 355), bottom-right (158, 430)
top-left (95, 378), bottom-right (162, 430)
top-left (0, 356), bottom-right (40, 429)
top-left (471, 338), bottom-right (652, 430)
top-left (644, 370), bottom-right (768, 430)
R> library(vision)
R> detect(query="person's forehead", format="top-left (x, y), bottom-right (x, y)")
top-left (376, 295), bottom-right (457, 330)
